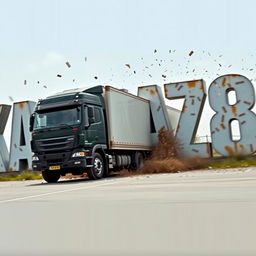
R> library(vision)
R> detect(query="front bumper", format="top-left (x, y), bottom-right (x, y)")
top-left (32, 151), bottom-right (91, 173)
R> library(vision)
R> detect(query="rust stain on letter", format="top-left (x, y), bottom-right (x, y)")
top-left (235, 81), bottom-right (244, 85)
top-left (222, 77), bottom-right (226, 87)
top-left (224, 145), bottom-right (233, 155)
top-left (222, 106), bottom-right (227, 113)
top-left (150, 89), bottom-right (155, 96)
top-left (18, 102), bottom-right (25, 109)
top-left (220, 123), bottom-right (226, 129)
top-left (164, 86), bottom-right (168, 96)
top-left (187, 81), bottom-right (197, 88)
top-left (231, 105), bottom-right (237, 116)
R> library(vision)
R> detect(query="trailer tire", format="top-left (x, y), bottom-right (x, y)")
top-left (132, 151), bottom-right (144, 170)
top-left (42, 170), bottom-right (60, 183)
top-left (87, 153), bottom-right (105, 180)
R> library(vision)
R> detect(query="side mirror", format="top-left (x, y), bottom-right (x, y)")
top-left (29, 114), bottom-right (35, 132)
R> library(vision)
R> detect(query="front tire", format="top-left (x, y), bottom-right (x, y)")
top-left (87, 153), bottom-right (105, 180)
top-left (42, 170), bottom-right (60, 183)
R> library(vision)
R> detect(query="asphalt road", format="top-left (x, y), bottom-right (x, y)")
top-left (0, 167), bottom-right (256, 256)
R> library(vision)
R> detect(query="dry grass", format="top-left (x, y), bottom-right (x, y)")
top-left (0, 170), bottom-right (42, 181)
top-left (120, 127), bottom-right (208, 177)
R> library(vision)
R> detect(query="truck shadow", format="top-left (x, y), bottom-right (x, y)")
top-left (27, 173), bottom-right (119, 187)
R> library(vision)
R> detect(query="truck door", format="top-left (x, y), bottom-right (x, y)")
top-left (86, 106), bottom-right (107, 147)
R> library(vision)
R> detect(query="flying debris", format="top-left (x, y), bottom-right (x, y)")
top-left (192, 69), bottom-right (195, 72)
top-left (66, 61), bottom-right (71, 68)
top-left (37, 81), bottom-right (40, 84)
top-left (219, 55), bottom-right (223, 57)
top-left (149, 74), bottom-right (152, 77)
top-left (162, 74), bottom-right (167, 78)
top-left (43, 85), bottom-right (47, 88)
top-left (57, 74), bottom-right (62, 77)
top-left (72, 79), bottom-right (75, 82)
top-left (94, 76), bottom-right (98, 79)
top-left (125, 64), bottom-right (131, 69)
top-left (228, 65), bottom-right (232, 68)
top-left (133, 71), bottom-right (136, 74)
top-left (24, 80), bottom-right (27, 85)
top-left (169, 50), bottom-right (171, 53)
top-left (8, 96), bottom-right (14, 102)
top-left (249, 68), bottom-right (254, 71)
top-left (84, 57), bottom-right (87, 62)
top-left (189, 51), bottom-right (194, 56)
top-left (154, 49), bottom-right (157, 53)
top-left (219, 64), bottom-right (222, 67)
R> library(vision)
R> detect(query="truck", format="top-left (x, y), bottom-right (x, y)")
top-left (30, 85), bottom-right (180, 183)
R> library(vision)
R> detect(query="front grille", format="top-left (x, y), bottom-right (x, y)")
top-left (47, 159), bottom-right (63, 164)
top-left (36, 135), bottom-right (75, 152)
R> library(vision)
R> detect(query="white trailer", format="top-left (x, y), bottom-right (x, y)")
top-left (103, 86), bottom-right (180, 150)
top-left (104, 86), bottom-right (152, 150)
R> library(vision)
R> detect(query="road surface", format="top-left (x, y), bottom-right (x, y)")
top-left (0, 167), bottom-right (256, 256)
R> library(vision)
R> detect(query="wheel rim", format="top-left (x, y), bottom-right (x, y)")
top-left (94, 158), bottom-right (103, 175)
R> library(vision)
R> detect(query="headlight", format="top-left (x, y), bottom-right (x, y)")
top-left (32, 156), bottom-right (39, 161)
top-left (72, 152), bottom-right (85, 158)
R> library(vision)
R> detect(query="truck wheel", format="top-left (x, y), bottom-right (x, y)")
top-left (87, 153), bottom-right (105, 180)
top-left (132, 151), bottom-right (144, 170)
top-left (42, 170), bottom-right (60, 183)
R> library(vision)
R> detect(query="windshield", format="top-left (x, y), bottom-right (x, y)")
top-left (33, 107), bottom-right (81, 130)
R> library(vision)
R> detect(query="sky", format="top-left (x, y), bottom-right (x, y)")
top-left (0, 0), bottom-right (256, 146)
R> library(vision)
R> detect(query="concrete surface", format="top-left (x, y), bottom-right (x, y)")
top-left (0, 167), bottom-right (256, 256)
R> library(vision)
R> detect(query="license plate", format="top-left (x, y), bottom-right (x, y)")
top-left (49, 165), bottom-right (61, 170)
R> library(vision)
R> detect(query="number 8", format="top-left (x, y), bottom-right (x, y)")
top-left (208, 74), bottom-right (256, 156)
